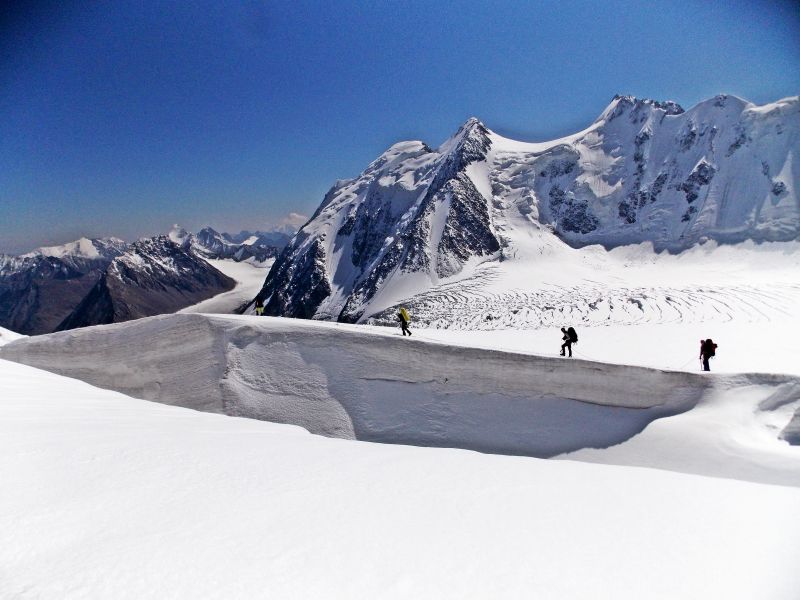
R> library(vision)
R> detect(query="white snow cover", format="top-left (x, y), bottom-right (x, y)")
top-left (0, 326), bottom-right (25, 346)
top-left (2, 313), bottom-right (798, 486)
top-left (1, 357), bottom-right (799, 599)
top-left (366, 237), bottom-right (800, 329)
top-left (20, 236), bottom-right (127, 260)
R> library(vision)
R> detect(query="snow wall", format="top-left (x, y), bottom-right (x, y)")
top-left (0, 313), bottom-right (729, 457)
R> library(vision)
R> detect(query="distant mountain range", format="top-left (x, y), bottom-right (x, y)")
top-left (255, 93), bottom-right (799, 322)
top-left (169, 225), bottom-right (293, 263)
top-left (0, 222), bottom-right (300, 335)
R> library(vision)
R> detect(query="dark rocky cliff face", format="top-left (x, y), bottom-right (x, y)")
top-left (57, 236), bottom-right (235, 331)
top-left (0, 235), bottom-right (238, 335)
top-left (260, 238), bottom-right (332, 320)
top-left (0, 255), bottom-right (107, 334)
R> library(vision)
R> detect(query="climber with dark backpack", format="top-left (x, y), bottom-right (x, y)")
top-left (560, 326), bottom-right (578, 357)
top-left (700, 338), bottom-right (717, 372)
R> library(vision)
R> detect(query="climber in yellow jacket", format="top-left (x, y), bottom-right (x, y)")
top-left (397, 307), bottom-right (411, 336)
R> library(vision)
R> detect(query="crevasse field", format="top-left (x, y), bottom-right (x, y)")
top-left (1, 241), bottom-right (799, 599)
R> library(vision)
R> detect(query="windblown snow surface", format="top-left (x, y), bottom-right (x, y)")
top-left (1, 348), bottom-right (800, 599)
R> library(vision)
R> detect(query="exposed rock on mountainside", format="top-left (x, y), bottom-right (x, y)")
top-left (57, 236), bottom-right (235, 330)
top-left (256, 94), bottom-right (800, 323)
top-left (1, 234), bottom-right (236, 334)
top-left (0, 239), bottom-right (127, 334)
top-left (259, 118), bottom-right (503, 321)
top-left (194, 227), bottom-right (290, 262)
top-left (170, 225), bottom-right (291, 263)
top-left (0, 217), bottom-right (303, 334)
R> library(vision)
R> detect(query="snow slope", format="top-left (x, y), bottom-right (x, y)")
top-left (2, 313), bottom-right (798, 485)
top-left (1, 358), bottom-right (799, 600)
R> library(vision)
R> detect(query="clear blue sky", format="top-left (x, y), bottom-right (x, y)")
top-left (1, 0), bottom-right (798, 253)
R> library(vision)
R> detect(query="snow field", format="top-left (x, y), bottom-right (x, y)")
top-left (414, 320), bottom-right (800, 376)
top-left (1, 358), bottom-right (799, 600)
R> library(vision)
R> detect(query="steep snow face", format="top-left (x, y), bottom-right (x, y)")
top-left (2, 313), bottom-right (799, 485)
top-left (257, 94), bottom-right (799, 323)
top-left (3, 358), bottom-right (799, 599)
top-left (167, 224), bottom-right (192, 248)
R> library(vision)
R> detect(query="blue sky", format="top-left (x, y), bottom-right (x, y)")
top-left (1, 0), bottom-right (798, 253)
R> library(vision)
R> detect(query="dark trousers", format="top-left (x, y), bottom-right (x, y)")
top-left (401, 321), bottom-right (411, 336)
top-left (561, 341), bottom-right (572, 357)
top-left (702, 356), bottom-right (710, 371)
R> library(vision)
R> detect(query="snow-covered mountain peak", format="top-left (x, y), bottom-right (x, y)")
top-left (257, 93), bottom-right (799, 323)
top-left (363, 140), bottom-right (434, 178)
top-left (167, 224), bottom-right (191, 248)
top-left (438, 116), bottom-right (492, 161)
top-left (22, 237), bottom-right (127, 260)
top-left (596, 94), bottom-right (685, 125)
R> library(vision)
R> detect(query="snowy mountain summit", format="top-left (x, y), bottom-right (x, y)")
top-left (257, 94), bottom-right (799, 322)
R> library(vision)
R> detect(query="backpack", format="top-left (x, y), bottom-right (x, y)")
top-left (399, 307), bottom-right (410, 323)
top-left (705, 340), bottom-right (716, 357)
top-left (567, 327), bottom-right (578, 343)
